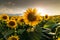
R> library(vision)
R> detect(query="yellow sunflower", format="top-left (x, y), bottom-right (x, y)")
top-left (0, 14), bottom-right (9, 21)
top-left (23, 8), bottom-right (42, 26)
top-left (7, 20), bottom-right (17, 29)
top-left (57, 37), bottom-right (60, 40)
top-left (44, 14), bottom-right (49, 20)
top-left (10, 16), bottom-right (18, 21)
top-left (0, 15), bottom-right (1, 20)
top-left (17, 16), bottom-right (24, 25)
top-left (7, 35), bottom-right (19, 40)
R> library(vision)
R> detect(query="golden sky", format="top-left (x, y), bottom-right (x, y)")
top-left (0, 0), bottom-right (60, 16)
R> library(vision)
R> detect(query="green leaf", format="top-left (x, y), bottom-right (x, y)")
top-left (17, 29), bottom-right (25, 34)
top-left (2, 30), bottom-right (14, 38)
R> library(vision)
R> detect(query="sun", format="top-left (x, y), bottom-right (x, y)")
top-left (37, 8), bottom-right (50, 16)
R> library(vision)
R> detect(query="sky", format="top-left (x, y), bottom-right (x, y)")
top-left (0, 0), bottom-right (60, 16)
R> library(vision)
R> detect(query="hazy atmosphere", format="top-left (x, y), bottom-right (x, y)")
top-left (0, 0), bottom-right (60, 16)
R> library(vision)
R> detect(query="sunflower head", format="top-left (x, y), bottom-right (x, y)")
top-left (44, 14), bottom-right (49, 20)
top-left (7, 20), bottom-right (17, 29)
top-left (1, 14), bottom-right (9, 21)
top-left (23, 8), bottom-right (42, 26)
top-left (57, 37), bottom-right (60, 40)
top-left (10, 16), bottom-right (18, 21)
top-left (7, 35), bottom-right (19, 40)
top-left (17, 16), bottom-right (24, 25)
top-left (0, 15), bottom-right (1, 20)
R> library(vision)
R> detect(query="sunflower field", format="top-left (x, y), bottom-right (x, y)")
top-left (0, 8), bottom-right (60, 40)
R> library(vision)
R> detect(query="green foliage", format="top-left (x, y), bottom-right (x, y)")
top-left (0, 15), bottom-right (60, 40)
top-left (44, 20), bottom-right (56, 29)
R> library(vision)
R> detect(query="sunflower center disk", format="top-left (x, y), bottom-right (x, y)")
top-left (9, 21), bottom-right (15, 26)
top-left (20, 19), bottom-right (24, 22)
top-left (2, 16), bottom-right (7, 19)
top-left (11, 37), bottom-right (17, 40)
top-left (45, 15), bottom-right (48, 18)
top-left (27, 13), bottom-right (36, 21)
top-left (15, 19), bottom-right (17, 20)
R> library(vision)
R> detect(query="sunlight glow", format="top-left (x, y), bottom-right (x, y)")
top-left (37, 8), bottom-right (50, 16)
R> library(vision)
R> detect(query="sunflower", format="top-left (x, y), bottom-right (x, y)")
top-left (10, 16), bottom-right (18, 21)
top-left (0, 15), bottom-right (1, 20)
top-left (7, 35), bottom-right (19, 40)
top-left (57, 37), bottom-right (60, 40)
top-left (23, 8), bottom-right (42, 26)
top-left (17, 16), bottom-right (24, 25)
top-left (44, 14), bottom-right (49, 20)
top-left (7, 20), bottom-right (17, 29)
top-left (0, 14), bottom-right (9, 21)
